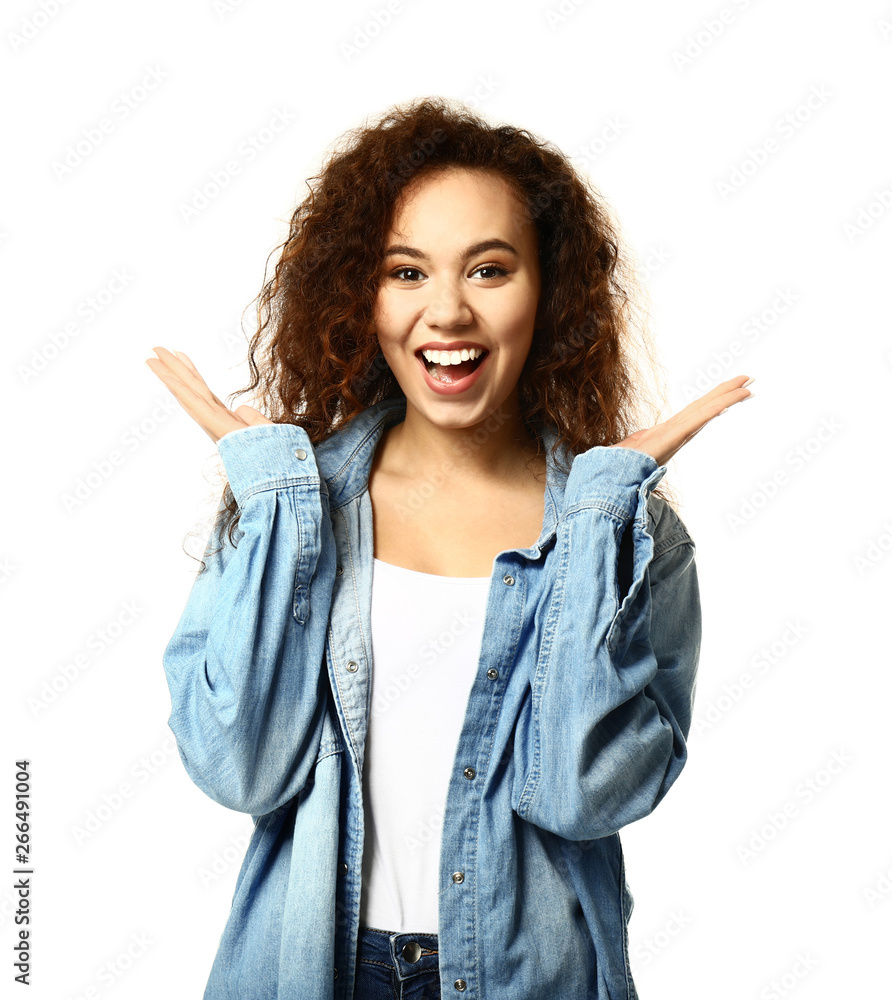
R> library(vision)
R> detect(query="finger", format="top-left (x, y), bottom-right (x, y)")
top-left (172, 350), bottom-right (229, 410)
top-left (234, 404), bottom-right (273, 426)
top-left (146, 354), bottom-right (220, 419)
top-left (146, 354), bottom-right (238, 441)
top-left (692, 375), bottom-right (754, 405)
top-left (150, 347), bottom-right (225, 412)
top-left (672, 375), bottom-right (753, 423)
top-left (668, 376), bottom-right (754, 440)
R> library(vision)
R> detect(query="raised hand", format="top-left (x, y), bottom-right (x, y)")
top-left (612, 375), bottom-right (754, 466)
top-left (145, 346), bottom-right (273, 444)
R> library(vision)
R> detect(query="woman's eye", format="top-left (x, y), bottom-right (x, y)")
top-left (473, 264), bottom-right (509, 280)
top-left (391, 267), bottom-right (424, 282)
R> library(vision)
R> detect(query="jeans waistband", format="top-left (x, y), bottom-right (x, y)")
top-left (357, 924), bottom-right (439, 981)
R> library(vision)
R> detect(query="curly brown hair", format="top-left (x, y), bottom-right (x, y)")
top-left (190, 96), bottom-right (673, 569)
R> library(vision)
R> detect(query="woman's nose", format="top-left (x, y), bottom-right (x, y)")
top-left (422, 283), bottom-right (473, 328)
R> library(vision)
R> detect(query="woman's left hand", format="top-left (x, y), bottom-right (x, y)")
top-left (612, 375), bottom-right (754, 466)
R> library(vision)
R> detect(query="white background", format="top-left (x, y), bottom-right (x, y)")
top-left (3, 1), bottom-right (891, 997)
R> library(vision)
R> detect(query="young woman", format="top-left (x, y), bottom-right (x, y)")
top-left (147, 98), bottom-right (752, 1000)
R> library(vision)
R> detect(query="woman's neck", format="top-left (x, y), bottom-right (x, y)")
top-left (381, 398), bottom-right (543, 487)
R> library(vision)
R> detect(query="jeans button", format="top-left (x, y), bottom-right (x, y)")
top-left (402, 941), bottom-right (422, 963)
top-left (454, 979), bottom-right (467, 991)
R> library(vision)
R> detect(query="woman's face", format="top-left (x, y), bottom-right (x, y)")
top-left (373, 166), bottom-right (541, 432)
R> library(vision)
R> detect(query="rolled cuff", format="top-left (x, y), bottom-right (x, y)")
top-left (216, 424), bottom-right (320, 507)
top-left (563, 445), bottom-right (667, 520)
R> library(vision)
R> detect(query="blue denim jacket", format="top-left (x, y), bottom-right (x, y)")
top-left (162, 396), bottom-right (701, 999)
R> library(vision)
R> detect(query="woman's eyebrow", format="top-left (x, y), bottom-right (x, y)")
top-left (383, 238), bottom-right (520, 261)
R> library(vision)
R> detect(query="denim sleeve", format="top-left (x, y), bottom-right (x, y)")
top-left (161, 423), bottom-right (336, 816)
top-left (511, 445), bottom-right (702, 841)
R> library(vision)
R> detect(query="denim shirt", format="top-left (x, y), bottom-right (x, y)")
top-left (162, 396), bottom-right (701, 1000)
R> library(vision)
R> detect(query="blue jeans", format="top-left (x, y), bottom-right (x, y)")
top-left (353, 925), bottom-right (441, 999)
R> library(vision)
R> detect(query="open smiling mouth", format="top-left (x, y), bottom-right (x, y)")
top-left (417, 348), bottom-right (489, 383)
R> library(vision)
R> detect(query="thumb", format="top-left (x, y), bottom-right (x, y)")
top-left (234, 404), bottom-right (273, 426)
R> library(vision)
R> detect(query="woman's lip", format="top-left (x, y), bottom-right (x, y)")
top-left (415, 350), bottom-right (490, 396)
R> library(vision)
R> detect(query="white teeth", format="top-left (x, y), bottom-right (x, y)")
top-left (421, 347), bottom-right (484, 365)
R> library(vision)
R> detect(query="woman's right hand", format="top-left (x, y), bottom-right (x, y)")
top-left (145, 346), bottom-right (273, 444)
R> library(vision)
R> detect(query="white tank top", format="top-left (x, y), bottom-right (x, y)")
top-left (359, 557), bottom-right (491, 934)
